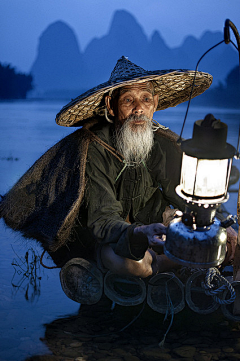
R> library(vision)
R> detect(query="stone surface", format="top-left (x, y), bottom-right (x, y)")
top-left (24, 297), bottom-right (240, 361)
top-left (172, 345), bottom-right (197, 358)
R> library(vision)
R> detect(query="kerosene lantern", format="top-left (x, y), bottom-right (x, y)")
top-left (164, 114), bottom-right (236, 268)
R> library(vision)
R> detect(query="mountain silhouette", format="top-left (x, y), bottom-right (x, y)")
top-left (29, 10), bottom-right (239, 101)
top-left (30, 21), bottom-right (87, 97)
top-left (83, 10), bottom-right (149, 87)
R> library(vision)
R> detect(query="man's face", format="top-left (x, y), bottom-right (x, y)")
top-left (105, 82), bottom-right (158, 164)
top-left (105, 82), bottom-right (159, 127)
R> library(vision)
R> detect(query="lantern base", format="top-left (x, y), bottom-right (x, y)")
top-left (164, 217), bottom-right (227, 268)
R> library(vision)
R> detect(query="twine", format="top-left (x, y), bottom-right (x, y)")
top-left (203, 267), bottom-right (236, 305)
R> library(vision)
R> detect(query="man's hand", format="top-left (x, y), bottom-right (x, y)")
top-left (226, 226), bottom-right (238, 262)
top-left (134, 223), bottom-right (167, 247)
top-left (220, 226), bottom-right (237, 267)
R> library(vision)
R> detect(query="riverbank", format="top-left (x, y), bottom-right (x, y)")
top-left (26, 296), bottom-right (240, 361)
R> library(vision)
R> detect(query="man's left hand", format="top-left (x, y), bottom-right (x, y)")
top-left (134, 223), bottom-right (167, 248)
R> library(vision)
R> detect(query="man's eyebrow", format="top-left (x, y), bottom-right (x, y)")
top-left (118, 88), bottom-right (132, 96)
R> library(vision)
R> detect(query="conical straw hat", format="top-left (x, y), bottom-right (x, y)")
top-left (56, 56), bottom-right (212, 127)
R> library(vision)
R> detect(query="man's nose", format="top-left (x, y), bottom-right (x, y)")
top-left (133, 100), bottom-right (143, 114)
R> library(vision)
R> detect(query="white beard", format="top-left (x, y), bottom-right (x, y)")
top-left (114, 115), bottom-right (154, 165)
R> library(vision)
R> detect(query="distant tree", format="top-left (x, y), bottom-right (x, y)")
top-left (0, 63), bottom-right (33, 99)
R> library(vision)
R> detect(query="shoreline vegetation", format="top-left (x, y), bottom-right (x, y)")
top-left (0, 63), bottom-right (33, 99)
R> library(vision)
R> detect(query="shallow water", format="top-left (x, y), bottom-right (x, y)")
top-left (0, 100), bottom-right (239, 360)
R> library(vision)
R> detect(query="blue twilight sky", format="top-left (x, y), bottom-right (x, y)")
top-left (1, 0), bottom-right (240, 73)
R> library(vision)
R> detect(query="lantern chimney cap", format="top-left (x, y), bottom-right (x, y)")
top-left (181, 114), bottom-right (236, 159)
top-left (201, 113), bottom-right (222, 128)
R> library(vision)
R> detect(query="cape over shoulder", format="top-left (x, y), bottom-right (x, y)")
top-left (0, 125), bottom-right (94, 252)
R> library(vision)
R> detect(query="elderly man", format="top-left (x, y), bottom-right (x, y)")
top-left (0, 57), bottom-right (237, 304)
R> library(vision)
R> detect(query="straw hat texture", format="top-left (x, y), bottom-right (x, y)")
top-left (56, 56), bottom-right (212, 127)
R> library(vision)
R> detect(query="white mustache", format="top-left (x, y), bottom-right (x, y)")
top-left (125, 114), bottom-right (151, 123)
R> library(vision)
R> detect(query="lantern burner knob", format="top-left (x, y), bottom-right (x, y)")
top-left (182, 213), bottom-right (194, 227)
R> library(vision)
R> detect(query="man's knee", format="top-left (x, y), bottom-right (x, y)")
top-left (101, 245), bottom-right (153, 278)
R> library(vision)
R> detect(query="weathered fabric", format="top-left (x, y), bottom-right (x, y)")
top-left (0, 119), bottom-right (98, 252)
top-left (0, 116), bottom-right (184, 265)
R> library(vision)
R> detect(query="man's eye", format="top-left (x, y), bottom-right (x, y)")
top-left (143, 96), bottom-right (151, 102)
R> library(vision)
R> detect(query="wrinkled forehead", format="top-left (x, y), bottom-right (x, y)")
top-left (119, 81), bottom-right (154, 95)
top-left (111, 81), bottom-right (154, 100)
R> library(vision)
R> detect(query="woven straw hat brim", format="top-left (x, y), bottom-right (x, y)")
top-left (56, 69), bottom-right (212, 127)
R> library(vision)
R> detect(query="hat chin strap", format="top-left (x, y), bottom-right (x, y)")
top-left (105, 107), bottom-right (114, 124)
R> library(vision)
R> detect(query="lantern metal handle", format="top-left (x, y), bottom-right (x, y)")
top-left (178, 19), bottom-right (240, 146)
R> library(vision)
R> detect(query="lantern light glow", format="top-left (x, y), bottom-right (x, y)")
top-left (180, 153), bottom-right (231, 199)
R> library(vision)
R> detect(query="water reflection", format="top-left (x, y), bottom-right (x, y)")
top-left (11, 247), bottom-right (42, 303)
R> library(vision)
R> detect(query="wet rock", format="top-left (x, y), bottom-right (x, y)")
top-left (203, 336), bottom-right (217, 344)
top-left (182, 337), bottom-right (203, 345)
top-left (228, 354), bottom-right (240, 360)
top-left (200, 331), bottom-right (213, 338)
top-left (62, 348), bottom-right (80, 358)
top-left (96, 358), bottom-right (123, 361)
top-left (25, 357), bottom-right (60, 361)
top-left (197, 344), bottom-right (213, 349)
top-left (70, 342), bottom-right (83, 348)
top-left (97, 342), bottom-right (114, 350)
top-left (219, 320), bottom-right (229, 326)
top-left (222, 346), bottom-right (234, 353)
top-left (169, 342), bottom-right (182, 349)
top-left (201, 348), bottom-right (220, 354)
top-left (111, 348), bottom-right (131, 356)
top-left (123, 356), bottom-right (141, 361)
top-left (195, 353), bottom-right (212, 361)
top-left (172, 345), bottom-right (196, 358)
top-left (94, 336), bottom-right (116, 342)
top-left (93, 352), bottom-right (114, 359)
top-left (142, 348), bottom-right (171, 360)
top-left (210, 356), bottom-right (219, 361)
top-left (219, 330), bottom-right (232, 339)
top-left (139, 336), bottom-right (159, 345)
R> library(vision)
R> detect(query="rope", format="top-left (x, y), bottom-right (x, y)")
top-left (158, 279), bottom-right (175, 347)
top-left (152, 119), bottom-right (169, 132)
top-left (115, 159), bottom-right (148, 182)
top-left (202, 267), bottom-right (236, 305)
top-left (89, 130), bottom-right (124, 163)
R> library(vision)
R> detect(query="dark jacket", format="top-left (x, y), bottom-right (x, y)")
top-left (0, 117), bottom-right (184, 266)
top-left (59, 121), bottom-right (184, 265)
